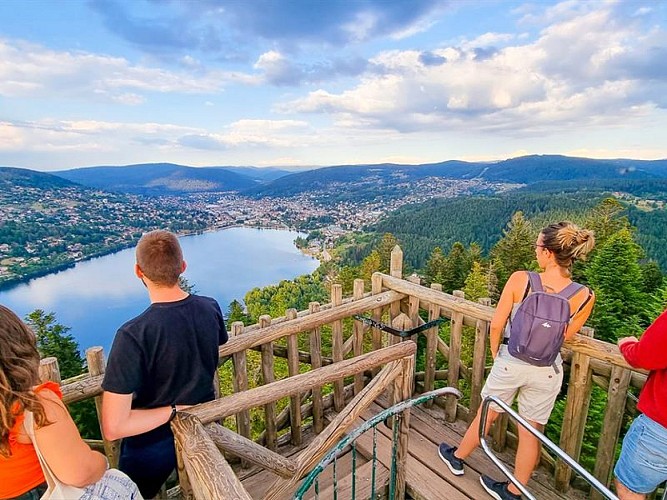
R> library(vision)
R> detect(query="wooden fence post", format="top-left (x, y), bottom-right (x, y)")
top-left (446, 290), bottom-right (464, 422)
top-left (469, 298), bottom-right (491, 422)
top-left (555, 327), bottom-right (594, 492)
top-left (393, 353), bottom-right (415, 500)
top-left (230, 321), bottom-right (251, 467)
top-left (86, 347), bottom-right (120, 468)
top-left (331, 284), bottom-right (345, 412)
top-left (39, 357), bottom-right (61, 384)
top-left (389, 247), bottom-right (403, 348)
top-left (308, 302), bottom-right (324, 434)
top-left (424, 283), bottom-right (442, 408)
top-left (285, 308), bottom-right (302, 446)
top-left (591, 365), bottom-right (632, 500)
top-left (353, 279), bottom-right (366, 395)
top-left (259, 315), bottom-right (277, 451)
top-left (371, 273), bottom-right (385, 358)
top-left (390, 246), bottom-right (403, 279)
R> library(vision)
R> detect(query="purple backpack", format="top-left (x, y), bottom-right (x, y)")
top-left (508, 272), bottom-right (584, 367)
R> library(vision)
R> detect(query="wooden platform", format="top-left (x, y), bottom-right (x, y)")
top-left (239, 397), bottom-right (588, 499)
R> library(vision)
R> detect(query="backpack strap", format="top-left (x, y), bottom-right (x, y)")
top-left (569, 287), bottom-right (593, 320)
top-left (558, 281), bottom-right (585, 299)
top-left (527, 271), bottom-right (543, 293)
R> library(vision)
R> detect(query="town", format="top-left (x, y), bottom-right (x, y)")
top-left (0, 175), bottom-right (519, 286)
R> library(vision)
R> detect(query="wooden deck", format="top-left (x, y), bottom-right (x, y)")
top-left (238, 396), bottom-right (588, 499)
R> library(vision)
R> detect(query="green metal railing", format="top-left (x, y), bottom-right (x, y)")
top-left (293, 387), bottom-right (461, 499)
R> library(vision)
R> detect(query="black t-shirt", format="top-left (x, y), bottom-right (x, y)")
top-left (102, 294), bottom-right (228, 444)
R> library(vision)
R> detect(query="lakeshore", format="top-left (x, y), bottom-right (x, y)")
top-left (0, 227), bottom-right (319, 352)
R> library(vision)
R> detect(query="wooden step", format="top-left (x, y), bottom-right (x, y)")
top-left (353, 416), bottom-right (474, 500)
top-left (302, 457), bottom-right (389, 500)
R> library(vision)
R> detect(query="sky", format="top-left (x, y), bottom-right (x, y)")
top-left (0, 0), bottom-right (665, 172)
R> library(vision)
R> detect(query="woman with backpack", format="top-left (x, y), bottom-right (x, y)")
top-left (0, 305), bottom-right (141, 500)
top-left (438, 221), bottom-right (596, 500)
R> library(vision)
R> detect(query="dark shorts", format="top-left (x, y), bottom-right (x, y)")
top-left (10, 483), bottom-right (47, 500)
top-left (119, 434), bottom-right (176, 498)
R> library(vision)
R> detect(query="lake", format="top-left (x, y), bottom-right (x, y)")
top-left (0, 227), bottom-right (319, 354)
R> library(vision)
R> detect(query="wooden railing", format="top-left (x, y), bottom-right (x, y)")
top-left (41, 245), bottom-right (648, 499)
top-left (174, 342), bottom-right (416, 499)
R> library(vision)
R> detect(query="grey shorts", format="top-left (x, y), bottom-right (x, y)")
top-left (480, 355), bottom-right (563, 425)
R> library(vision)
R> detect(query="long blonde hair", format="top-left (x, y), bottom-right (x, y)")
top-left (0, 305), bottom-right (49, 457)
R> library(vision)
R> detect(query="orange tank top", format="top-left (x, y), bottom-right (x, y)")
top-left (0, 381), bottom-right (62, 498)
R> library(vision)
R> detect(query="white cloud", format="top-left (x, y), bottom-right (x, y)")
top-left (0, 38), bottom-right (254, 102)
top-left (464, 32), bottom-right (515, 48)
top-left (279, 1), bottom-right (665, 140)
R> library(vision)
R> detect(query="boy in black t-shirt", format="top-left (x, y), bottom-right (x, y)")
top-left (101, 230), bottom-right (228, 498)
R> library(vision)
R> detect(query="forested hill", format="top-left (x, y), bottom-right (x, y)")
top-left (366, 192), bottom-right (602, 269)
top-left (1, 166), bottom-right (78, 189)
top-left (249, 155), bottom-right (667, 198)
top-left (353, 189), bottom-right (665, 271)
top-left (54, 163), bottom-right (260, 195)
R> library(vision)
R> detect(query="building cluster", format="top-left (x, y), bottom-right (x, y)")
top-left (1, 176), bottom-right (518, 284)
top-left (0, 185), bottom-right (215, 283)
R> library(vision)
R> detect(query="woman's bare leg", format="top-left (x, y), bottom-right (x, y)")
top-left (614, 479), bottom-right (647, 500)
top-left (454, 406), bottom-right (499, 459)
top-left (506, 420), bottom-right (543, 496)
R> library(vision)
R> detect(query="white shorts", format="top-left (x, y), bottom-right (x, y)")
top-left (480, 355), bottom-right (563, 425)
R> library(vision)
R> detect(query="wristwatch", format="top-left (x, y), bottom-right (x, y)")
top-left (168, 404), bottom-right (177, 422)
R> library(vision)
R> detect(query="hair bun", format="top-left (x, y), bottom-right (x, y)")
top-left (556, 225), bottom-right (578, 249)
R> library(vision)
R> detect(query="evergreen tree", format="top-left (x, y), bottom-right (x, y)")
top-left (486, 260), bottom-right (500, 303)
top-left (376, 233), bottom-right (399, 273)
top-left (584, 197), bottom-right (630, 250)
top-left (442, 242), bottom-right (469, 292)
top-left (227, 299), bottom-right (250, 326)
top-left (585, 229), bottom-right (645, 342)
top-left (490, 212), bottom-right (535, 287)
top-left (360, 250), bottom-right (382, 285)
top-left (640, 261), bottom-right (664, 294)
top-left (335, 265), bottom-right (359, 295)
top-left (466, 242), bottom-right (484, 268)
top-left (178, 276), bottom-right (197, 294)
top-left (424, 247), bottom-right (446, 286)
top-left (26, 310), bottom-right (84, 379)
top-left (463, 261), bottom-right (488, 302)
top-left (24, 310), bottom-right (100, 439)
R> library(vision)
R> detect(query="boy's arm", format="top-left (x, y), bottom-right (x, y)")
top-left (101, 392), bottom-right (185, 440)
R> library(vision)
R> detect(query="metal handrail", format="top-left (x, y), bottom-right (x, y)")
top-left (479, 395), bottom-right (618, 500)
top-left (293, 386), bottom-right (462, 499)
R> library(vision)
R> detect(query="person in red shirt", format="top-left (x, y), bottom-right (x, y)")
top-left (615, 310), bottom-right (667, 499)
top-left (0, 305), bottom-right (140, 499)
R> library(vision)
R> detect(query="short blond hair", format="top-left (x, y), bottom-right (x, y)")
top-left (135, 230), bottom-right (183, 286)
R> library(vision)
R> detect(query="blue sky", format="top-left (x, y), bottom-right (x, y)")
top-left (0, 0), bottom-right (665, 171)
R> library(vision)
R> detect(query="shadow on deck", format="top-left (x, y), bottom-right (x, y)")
top-left (240, 396), bottom-right (586, 499)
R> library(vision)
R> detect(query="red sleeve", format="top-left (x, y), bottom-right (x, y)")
top-left (35, 380), bottom-right (63, 400)
top-left (620, 310), bottom-right (667, 370)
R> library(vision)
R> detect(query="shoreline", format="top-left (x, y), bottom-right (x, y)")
top-left (0, 224), bottom-right (315, 292)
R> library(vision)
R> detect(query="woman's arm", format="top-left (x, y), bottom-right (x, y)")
top-left (489, 271), bottom-right (527, 358)
top-left (564, 290), bottom-right (596, 341)
top-left (35, 390), bottom-right (107, 487)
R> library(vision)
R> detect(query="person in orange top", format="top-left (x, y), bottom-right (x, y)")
top-left (0, 305), bottom-right (140, 499)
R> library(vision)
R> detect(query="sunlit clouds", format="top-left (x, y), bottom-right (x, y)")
top-left (0, 0), bottom-right (664, 169)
